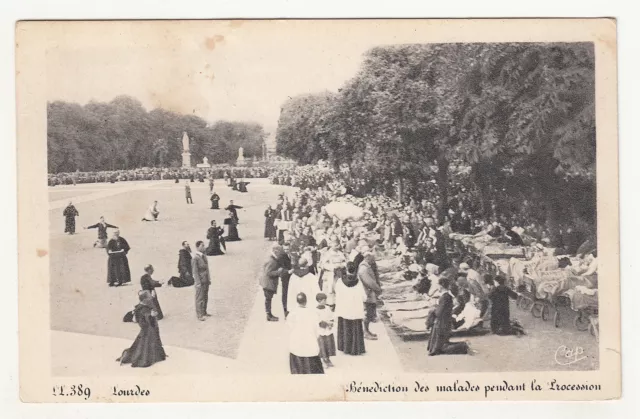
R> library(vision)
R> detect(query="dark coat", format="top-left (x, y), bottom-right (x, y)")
top-left (63, 205), bottom-right (79, 233)
top-left (171, 249), bottom-right (194, 287)
top-left (117, 303), bottom-right (166, 368)
top-left (140, 274), bottom-right (163, 320)
top-left (206, 226), bottom-right (226, 255)
top-left (224, 218), bottom-right (241, 241)
top-left (264, 208), bottom-right (277, 239)
top-left (107, 237), bottom-right (131, 284)
top-left (489, 285), bottom-right (518, 334)
top-left (191, 252), bottom-right (211, 286)
top-left (87, 222), bottom-right (117, 240)
top-left (225, 204), bottom-right (243, 221)
top-left (210, 193), bottom-right (220, 209)
top-left (259, 255), bottom-right (281, 292)
top-left (427, 292), bottom-right (454, 355)
top-left (357, 260), bottom-right (382, 304)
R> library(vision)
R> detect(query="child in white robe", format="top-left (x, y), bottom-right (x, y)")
top-left (316, 293), bottom-right (336, 368)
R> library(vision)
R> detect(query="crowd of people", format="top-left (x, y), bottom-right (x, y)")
top-left (268, 165), bottom-right (596, 255)
top-left (59, 162), bottom-right (598, 373)
top-left (49, 166), bottom-right (275, 186)
top-left (60, 175), bottom-right (255, 369)
top-left (258, 166), bottom-right (599, 373)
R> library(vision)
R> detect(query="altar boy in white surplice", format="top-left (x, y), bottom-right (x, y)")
top-left (287, 257), bottom-right (320, 316)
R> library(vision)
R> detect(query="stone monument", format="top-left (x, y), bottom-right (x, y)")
top-left (236, 146), bottom-right (246, 166)
top-left (197, 156), bottom-right (211, 168)
top-left (181, 132), bottom-right (191, 167)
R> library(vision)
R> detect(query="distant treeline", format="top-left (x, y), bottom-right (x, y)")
top-left (48, 95), bottom-right (266, 173)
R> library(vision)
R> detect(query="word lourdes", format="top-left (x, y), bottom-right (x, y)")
top-left (112, 385), bottom-right (151, 397)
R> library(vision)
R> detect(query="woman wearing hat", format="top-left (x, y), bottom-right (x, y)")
top-left (117, 290), bottom-right (167, 368)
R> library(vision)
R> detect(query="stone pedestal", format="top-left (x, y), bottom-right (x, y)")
top-left (196, 163), bottom-right (211, 169)
top-left (182, 151), bottom-right (191, 168)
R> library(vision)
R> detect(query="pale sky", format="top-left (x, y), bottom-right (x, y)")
top-left (44, 21), bottom-right (399, 133)
top-left (42, 20), bottom-right (601, 135)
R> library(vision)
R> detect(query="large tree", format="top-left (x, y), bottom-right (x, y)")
top-left (274, 42), bottom-right (596, 230)
top-left (275, 92), bottom-right (337, 164)
top-left (47, 96), bottom-right (267, 172)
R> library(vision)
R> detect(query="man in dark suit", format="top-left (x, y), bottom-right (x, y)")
top-left (191, 241), bottom-right (211, 321)
top-left (259, 244), bottom-right (285, 322)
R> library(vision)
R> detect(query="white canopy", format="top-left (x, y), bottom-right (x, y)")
top-left (325, 201), bottom-right (365, 221)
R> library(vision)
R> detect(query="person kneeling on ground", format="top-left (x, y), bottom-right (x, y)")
top-left (426, 277), bottom-right (471, 356)
top-left (487, 275), bottom-right (524, 336)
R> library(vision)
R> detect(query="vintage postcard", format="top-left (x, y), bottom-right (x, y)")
top-left (16, 19), bottom-right (619, 402)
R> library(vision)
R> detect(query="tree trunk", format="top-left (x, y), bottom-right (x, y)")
top-left (396, 176), bottom-right (404, 203)
top-left (436, 156), bottom-right (449, 223)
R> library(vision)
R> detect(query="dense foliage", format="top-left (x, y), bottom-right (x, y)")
top-left (275, 43), bottom-right (596, 233)
top-left (47, 95), bottom-right (267, 173)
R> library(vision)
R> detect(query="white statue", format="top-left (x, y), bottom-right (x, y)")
top-left (182, 132), bottom-right (190, 152)
top-left (203, 156), bottom-right (209, 165)
top-left (238, 147), bottom-right (244, 159)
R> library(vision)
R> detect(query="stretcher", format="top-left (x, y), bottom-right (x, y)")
top-left (553, 288), bottom-right (599, 336)
top-left (517, 271), bottom-right (598, 336)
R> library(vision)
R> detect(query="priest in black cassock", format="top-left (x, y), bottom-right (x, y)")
top-left (225, 200), bottom-right (243, 223)
top-left (210, 191), bottom-right (220, 209)
top-left (206, 220), bottom-right (226, 255)
top-left (106, 229), bottom-right (131, 287)
top-left (63, 201), bottom-right (79, 234)
top-left (169, 241), bottom-right (194, 287)
top-left (224, 210), bottom-right (242, 242)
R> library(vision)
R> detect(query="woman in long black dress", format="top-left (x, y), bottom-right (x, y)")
top-left (224, 210), bottom-right (241, 242)
top-left (264, 205), bottom-right (277, 240)
top-left (117, 290), bottom-right (166, 368)
top-left (206, 220), bottom-right (226, 255)
top-left (426, 278), bottom-right (470, 356)
top-left (140, 264), bottom-right (164, 320)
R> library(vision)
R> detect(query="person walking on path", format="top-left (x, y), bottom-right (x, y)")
top-left (185, 181), bottom-right (193, 204)
top-left (191, 241), bottom-right (211, 321)
top-left (63, 201), bottom-right (79, 234)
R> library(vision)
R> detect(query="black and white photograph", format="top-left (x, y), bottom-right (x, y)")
top-left (16, 19), bottom-right (620, 402)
